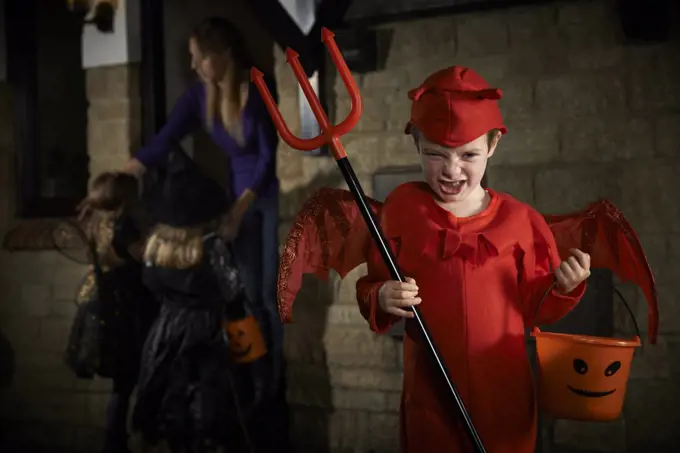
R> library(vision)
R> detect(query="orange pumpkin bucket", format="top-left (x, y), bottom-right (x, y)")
top-left (532, 280), bottom-right (656, 422)
top-left (222, 294), bottom-right (268, 364)
top-left (223, 315), bottom-right (268, 364)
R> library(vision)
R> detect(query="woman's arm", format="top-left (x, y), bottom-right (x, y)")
top-left (230, 189), bottom-right (257, 218)
top-left (130, 82), bottom-right (204, 172)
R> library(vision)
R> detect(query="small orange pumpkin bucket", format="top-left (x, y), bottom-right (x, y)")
top-left (223, 314), bottom-right (268, 364)
top-left (532, 281), bottom-right (656, 422)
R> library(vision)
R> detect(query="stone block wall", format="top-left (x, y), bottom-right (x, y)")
top-left (276, 1), bottom-right (680, 452)
top-left (86, 65), bottom-right (142, 179)
top-left (0, 64), bottom-right (141, 450)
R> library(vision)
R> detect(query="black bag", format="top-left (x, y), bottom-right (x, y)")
top-left (64, 238), bottom-right (119, 379)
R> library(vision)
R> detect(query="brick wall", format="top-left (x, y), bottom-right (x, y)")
top-left (0, 64), bottom-right (141, 451)
top-left (276, 1), bottom-right (680, 452)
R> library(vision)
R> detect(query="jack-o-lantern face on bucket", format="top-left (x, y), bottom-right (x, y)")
top-left (223, 316), bottom-right (267, 364)
top-left (568, 358), bottom-right (621, 398)
top-left (534, 331), bottom-right (640, 422)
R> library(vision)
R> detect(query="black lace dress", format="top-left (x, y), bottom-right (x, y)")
top-left (132, 236), bottom-right (258, 452)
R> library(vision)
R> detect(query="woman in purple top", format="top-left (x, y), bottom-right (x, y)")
top-left (122, 17), bottom-right (291, 452)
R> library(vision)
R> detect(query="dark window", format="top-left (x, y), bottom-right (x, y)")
top-left (6, 0), bottom-right (89, 218)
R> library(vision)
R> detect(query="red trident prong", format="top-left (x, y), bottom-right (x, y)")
top-left (251, 67), bottom-right (326, 152)
top-left (250, 27), bottom-right (362, 160)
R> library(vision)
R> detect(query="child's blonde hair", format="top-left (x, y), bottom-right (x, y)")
top-left (86, 172), bottom-right (139, 269)
top-left (143, 221), bottom-right (217, 269)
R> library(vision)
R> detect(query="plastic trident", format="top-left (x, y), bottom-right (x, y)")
top-left (251, 28), bottom-right (487, 453)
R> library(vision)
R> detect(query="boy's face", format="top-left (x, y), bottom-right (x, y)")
top-left (418, 132), bottom-right (500, 204)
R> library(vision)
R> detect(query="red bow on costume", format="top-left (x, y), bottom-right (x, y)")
top-left (433, 229), bottom-right (499, 267)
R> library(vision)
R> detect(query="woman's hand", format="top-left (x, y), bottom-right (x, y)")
top-left (555, 248), bottom-right (591, 294)
top-left (122, 158), bottom-right (146, 178)
top-left (217, 211), bottom-right (244, 242)
top-left (378, 277), bottom-right (421, 318)
top-left (218, 189), bottom-right (256, 241)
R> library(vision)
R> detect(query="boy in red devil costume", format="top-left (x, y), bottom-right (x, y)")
top-left (357, 66), bottom-right (590, 452)
top-left (276, 66), bottom-right (659, 453)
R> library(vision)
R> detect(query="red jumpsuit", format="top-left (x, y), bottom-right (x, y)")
top-left (356, 182), bottom-right (586, 453)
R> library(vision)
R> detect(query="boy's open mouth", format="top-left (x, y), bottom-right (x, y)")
top-left (439, 180), bottom-right (464, 195)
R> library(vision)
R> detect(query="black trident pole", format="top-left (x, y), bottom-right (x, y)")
top-left (336, 158), bottom-right (486, 453)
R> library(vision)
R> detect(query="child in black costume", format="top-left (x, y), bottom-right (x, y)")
top-left (133, 152), bottom-right (267, 453)
top-left (79, 172), bottom-right (159, 453)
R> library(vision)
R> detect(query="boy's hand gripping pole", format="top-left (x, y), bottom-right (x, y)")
top-left (251, 28), bottom-right (486, 453)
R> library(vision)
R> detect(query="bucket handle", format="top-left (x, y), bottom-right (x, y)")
top-left (532, 273), bottom-right (643, 352)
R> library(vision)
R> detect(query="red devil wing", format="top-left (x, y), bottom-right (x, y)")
top-left (278, 187), bottom-right (382, 323)
top-left (544, 200), bottom-right (659, 344)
